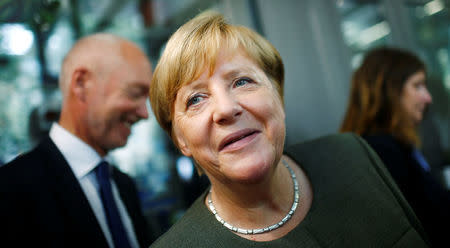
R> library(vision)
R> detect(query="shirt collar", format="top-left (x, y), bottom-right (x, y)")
top-left (49, 123), bottom-right (104, 179)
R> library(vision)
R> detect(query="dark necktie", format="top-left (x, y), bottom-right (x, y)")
top-left (96, 161), bottom-right (132, 248)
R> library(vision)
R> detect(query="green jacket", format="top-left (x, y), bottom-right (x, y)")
top-left (151, 134), bottom-right (429, 247)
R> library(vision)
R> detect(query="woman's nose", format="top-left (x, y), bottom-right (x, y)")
top-left (423, 88), bottom-right (432, 104)
top-left (212, 90), bottom-right (242, 125)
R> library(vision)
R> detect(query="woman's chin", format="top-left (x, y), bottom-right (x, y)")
top-left (227, 160), bottom-right (274, 185)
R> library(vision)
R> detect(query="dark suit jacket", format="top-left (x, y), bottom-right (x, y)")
top-left (0, 137), bottom-right (152, 248)
top-left (363, 134), bottom-right (450, 248)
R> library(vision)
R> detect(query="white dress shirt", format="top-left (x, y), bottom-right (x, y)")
top-left (49, 123), bottom-right (139, 248)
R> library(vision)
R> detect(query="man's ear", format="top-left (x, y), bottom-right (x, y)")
top-left (71, 68), bottom-right (90, 102)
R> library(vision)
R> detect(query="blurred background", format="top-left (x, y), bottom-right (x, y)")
top-left (0, 0), bottom-right (449, 238)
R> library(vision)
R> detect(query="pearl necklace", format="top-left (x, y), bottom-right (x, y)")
top-left (207, 160), bottom-right (299, 235)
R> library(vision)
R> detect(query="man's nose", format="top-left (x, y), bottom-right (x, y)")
top-left (136, 100), bottom-right (149, 120)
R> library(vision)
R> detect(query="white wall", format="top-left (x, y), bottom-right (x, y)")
top-left (218, 0), bottom-right (449, 151)
top-left (221, 0), bottom-right (352, 145)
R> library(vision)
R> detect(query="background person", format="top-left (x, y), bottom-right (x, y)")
top-left (149, 11), bottom-right (429, 247)
top-left (340, 47), bottom-right (450, 247)
top-left (0, 33), bottom-right (153, 248)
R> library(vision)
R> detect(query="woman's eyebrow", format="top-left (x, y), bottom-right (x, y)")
top-left (222, 67), bottom-right (255, 81)
top-left (177, 80), bottom-right (206, 100)
top-left (222, 69), bottom-right (241, 80)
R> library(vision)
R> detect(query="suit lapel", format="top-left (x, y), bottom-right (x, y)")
top-left (38, 137), bottom-right (108, 246)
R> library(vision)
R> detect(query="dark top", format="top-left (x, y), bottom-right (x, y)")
top-left (150, 134), bottom-right (429, 247)
top-left (0, 137), bottom-right (153, 248)
top-left (363, 134), bottom-right (450, 247)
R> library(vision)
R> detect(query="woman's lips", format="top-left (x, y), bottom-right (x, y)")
top-left (219, 129), bottom-right (260, 152)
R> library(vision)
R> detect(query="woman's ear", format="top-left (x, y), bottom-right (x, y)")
top-left (174, 131), bottom-right (192, 157)
top-left (177, 137), bottom-right (192, 157)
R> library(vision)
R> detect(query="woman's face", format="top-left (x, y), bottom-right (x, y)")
top-left (400, 70), bottom-right (432, 125)
top-left (172, 49), bottom-right (285, 184)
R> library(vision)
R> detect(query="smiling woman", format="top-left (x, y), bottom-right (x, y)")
top-left (172, 50), bottom-right (285, 185)
top-left (149, 11), bottom-right (430, 247)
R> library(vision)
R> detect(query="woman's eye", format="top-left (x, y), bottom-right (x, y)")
top-left (414, 82), bottom-right (425, 90)
top-left (187, 95), bottom-right (204, 108)
top-left (234, 77), bottom-right (252, 87)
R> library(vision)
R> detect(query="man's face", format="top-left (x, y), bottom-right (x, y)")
top-left (83, 46), bottom-right (152, 155)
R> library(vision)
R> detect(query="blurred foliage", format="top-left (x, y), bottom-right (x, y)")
top-left (0, 0), bottom-right (60, 29)
top-left (0, 57), bottom-right (19, 82)
top-left (30, 0), bottom-right (61, 31)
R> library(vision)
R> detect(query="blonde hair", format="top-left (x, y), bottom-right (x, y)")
top-left (340, 47), bottom-right (426, 146)
top-left (150, 11), bottom-right (284, 143)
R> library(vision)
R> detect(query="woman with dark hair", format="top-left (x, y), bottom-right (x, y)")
top-left (341, 47), bottom-right (450, 247)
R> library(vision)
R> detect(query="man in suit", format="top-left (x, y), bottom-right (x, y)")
top-left (0, 33), bottom-right (153, 247)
